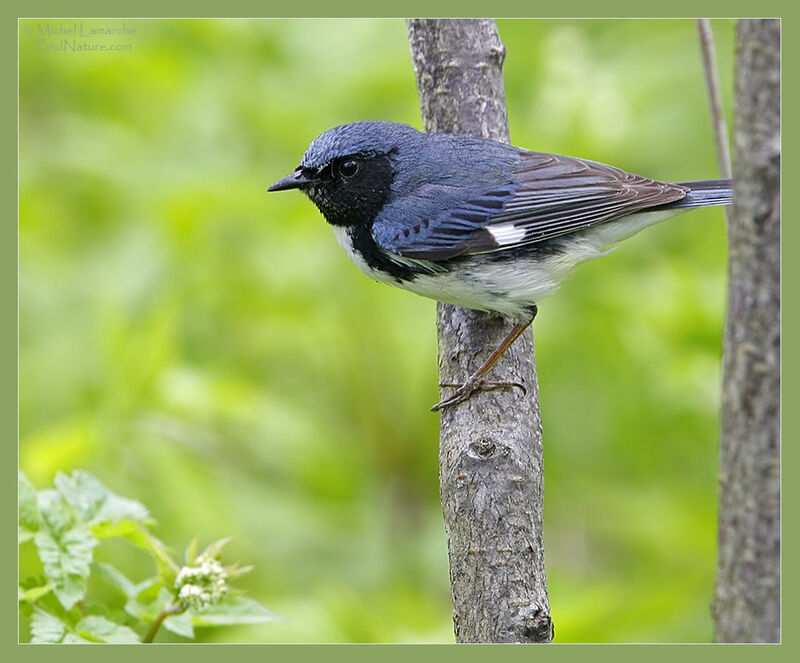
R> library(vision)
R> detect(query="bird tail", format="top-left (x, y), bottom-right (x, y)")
top-left (660, 178), bottom-right (733, 209)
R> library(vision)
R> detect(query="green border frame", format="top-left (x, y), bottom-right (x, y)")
top-left (8, 1), bottom-right (793, 661)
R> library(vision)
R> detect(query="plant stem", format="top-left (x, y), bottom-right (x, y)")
top-left (143, 603), bottom-right (184, 643)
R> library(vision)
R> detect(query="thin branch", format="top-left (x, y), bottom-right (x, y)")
top-left (697, 19), bottom-right (733, 180)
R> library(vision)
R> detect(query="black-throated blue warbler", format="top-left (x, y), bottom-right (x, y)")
top-left (269, 121), bottom-right (731, 411)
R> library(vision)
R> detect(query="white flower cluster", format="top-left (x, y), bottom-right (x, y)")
top-left (174, 554), bottom-right (228, 609)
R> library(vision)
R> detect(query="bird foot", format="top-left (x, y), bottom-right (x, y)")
top-left (431, 379), bottom-right (527, 412)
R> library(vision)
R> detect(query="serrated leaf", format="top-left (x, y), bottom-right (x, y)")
top-left (190, 596), bottom-right (280, 626)
top-left (34, 524), bottom-right (97, 610)
top-left (19, 471), bottom-right (40, 535)
top-left (55, 470), bottom-right (151, 526)
top-left (54, 471), bottom-right (106, 521)
top-left (19, 583), bottom-right (54, 603)
top-left (94, 561), bottom-right (137, 598)
top-left (97, 493), bottom-right (152, 526)
top-left (37, 490), bottom-right (77, 535)
top-left (163, 611), bottom-right (194, 639)
top-left (75, 616), bottom-right (140, 643)
top-left (62, 633), bottom-right (93, 643)
top-left (19, 577), bottom-right (59, 620)
top-left (30, 609), bottom-right (67, 643)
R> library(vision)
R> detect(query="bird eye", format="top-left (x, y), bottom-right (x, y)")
top-left (339, 160), bottom-right (359, 177)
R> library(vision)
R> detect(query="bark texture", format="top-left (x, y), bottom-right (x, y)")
top-left (407, 19), bottom-right (552, 644)
top-left (714, 18), bottom-right (780, 643)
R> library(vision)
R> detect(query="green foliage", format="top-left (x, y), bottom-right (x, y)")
top-left (18, 472), bottom-right (40, 541)
top-left (74, 616), bottom-right (141, 644)
top-left (19, 19), bottom-right (733, 642)
top-left (18, 470), bottom-right (277, 643)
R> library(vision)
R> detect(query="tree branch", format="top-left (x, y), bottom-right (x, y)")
top-left (407, 18), bottom-right (552, 644)
top-left (714, 18), bottom-right (780, 643)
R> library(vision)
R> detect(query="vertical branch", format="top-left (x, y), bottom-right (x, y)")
top-left (714, 18), bottom-right (780, 643)
top-left (697, 19), bottom-right (733, 180)
top-left (407, 19), bottom-right (552, 643)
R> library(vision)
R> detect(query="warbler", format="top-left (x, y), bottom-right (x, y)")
top-left (269, 121), bottom-right (731, 410)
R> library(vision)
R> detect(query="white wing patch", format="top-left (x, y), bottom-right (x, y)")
top-left (487, 223), bottom-right (527, 246)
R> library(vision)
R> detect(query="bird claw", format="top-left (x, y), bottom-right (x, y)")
top-left (432, 379), bottom-right (527, 411)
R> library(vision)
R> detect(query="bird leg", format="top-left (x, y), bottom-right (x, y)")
top-left (431, 312), bottom-right (535, 412)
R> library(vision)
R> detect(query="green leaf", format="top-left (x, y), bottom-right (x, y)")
top-left (54, 470), bottom-right (104, 520)
top-left (163, 611), bottom-right (195, 639)
top-left (34, 524), bottom-right (97, 610)
top-left (55, 470), bottom-right (151, 526)
top-left (185, 537), bottom-right (198, 565)
top-left (37, 490), bottom-right (77, 535)
top-left (18, 583), bottom-right (54, 603)
top-left (18, 471), bottom-right (40, 537)
top-left (124, 581), bottom-right (173, 622)
top-left (75, 616), bottom-right (141, 643)
top-left (90, 519), bottom-right (150, 547)
top-left (30, 609), bottom-right (67, 643)
top-left (62, 633), bottom-right (93, 643)
top-left (82, 600), bottom-right (134, 625)
top-left (145, 532), bottom-right (180, 585)
top-left (190, 595), bottom-right (280, 626)
top-left (97, 492), bottom-right (152, 526)
top-left (224, 563), bottom-right (254, 581)
top-left (94, 561), bottom-right (138, 598)
top-left (19, 574), bottom-right (49, 591)
top-left (199, 536), bottom-right (232, 561)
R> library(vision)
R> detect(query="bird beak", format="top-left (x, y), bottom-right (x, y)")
top-left (267, 168), bottom-right (313, 192)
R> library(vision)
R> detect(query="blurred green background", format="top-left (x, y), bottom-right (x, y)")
top-left (19, 19), bottom-right (733, 643)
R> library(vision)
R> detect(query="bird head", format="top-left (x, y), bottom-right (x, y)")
top-left (268, 121), bottom-right (424, 227)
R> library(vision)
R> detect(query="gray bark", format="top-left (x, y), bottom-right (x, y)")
top-left (407, 19), bottom-right (552, 643)
top-left (714, 18), bottom-right (780, 643)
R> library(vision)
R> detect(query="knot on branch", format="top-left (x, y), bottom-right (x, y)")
top-left (517, 604), bottom-right (554, 642)
top-left (488, 43), bottom-right (506, 65)
top-left (468, 437), bottom-right (504, 460)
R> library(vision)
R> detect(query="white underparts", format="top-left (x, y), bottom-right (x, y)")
top-left (332, 209), bottom-right (681, 319)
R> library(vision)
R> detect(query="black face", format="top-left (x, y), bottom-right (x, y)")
top-left (300, 152), bottom-right (395, 227)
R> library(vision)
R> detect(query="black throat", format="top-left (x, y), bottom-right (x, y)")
top-left (305, 153), bottom-right (431, 282)
top-left (306, 153), bottom-right (395, 228)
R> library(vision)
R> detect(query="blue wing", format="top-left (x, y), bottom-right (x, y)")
top-left (372, 151), bottom-right (688, 261)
